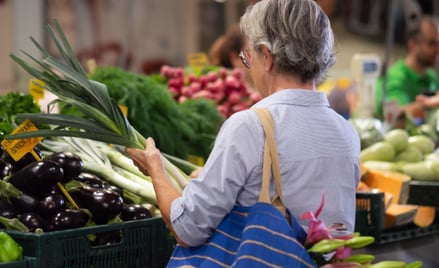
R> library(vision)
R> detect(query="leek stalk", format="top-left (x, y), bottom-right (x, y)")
top-left (6, 19), bottom-right (192, 190)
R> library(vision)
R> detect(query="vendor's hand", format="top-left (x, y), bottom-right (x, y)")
top-left (416, 94), bottom-right (428, 103)
top-left (125, 137), bottom-right (165, 177)
top-left (416, 94), bottom-right (439, 109)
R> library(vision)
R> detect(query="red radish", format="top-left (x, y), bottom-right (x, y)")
top-left (206, 71), bottom-right (218, 82)
top-left (231, 102), bottom-right (249, 113)
top-left (227, 91), bottom-right (241, 105)
top-left (181, 86), bottom-right (193, 97)
top-left (225, 76), bottom-right (240, 89)
top-left (175, 68), bottom-right (184, 78)
top-left (168, 86), bottom-right (179, 97)
top-left (162, 66), bottom-right (260, 118)
top-left (187, 74), bottom-right (198, 83)
top-left (189, 82), bottom-right (202, 93)
top-left (219, 67), bottom-right (228, 79)
top-left (212, 91), bottom-right (225, 103)
top-left (231, 68), bottom-right (244, 79)
top-left (199, 75), bottom-right (208, 87)
top-left (217, 104), bottom-right (230, 117)
top-left (178, 95), bottom-right (187, 103)
top-left (192, 90), bottom-right (213, 99)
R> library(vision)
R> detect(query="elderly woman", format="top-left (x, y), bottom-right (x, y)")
top-left (126, 0), bottom-right (360, 248)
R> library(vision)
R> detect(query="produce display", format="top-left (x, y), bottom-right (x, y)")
top-left (158, 65), bottom-right (262, 118)
top-left (0, 19), bottom-right (434, 267)
top-left (357, 124), bottom-right (439, 181)
top-left (88, 66), bottom-right (224, 160)
top-left (0, 144), bottom-right (154, 236)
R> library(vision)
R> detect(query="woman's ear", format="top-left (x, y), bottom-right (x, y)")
top-left (260, 46), bottom-right (274, 72)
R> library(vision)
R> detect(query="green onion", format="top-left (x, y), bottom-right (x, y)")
top-left (6, 19), bottom-right (190, 189)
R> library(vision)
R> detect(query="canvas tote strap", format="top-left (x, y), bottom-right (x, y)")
top-left (252, 108), bottom-right (288, 219)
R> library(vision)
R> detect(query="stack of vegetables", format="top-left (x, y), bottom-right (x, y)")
top-left (157, 65), bottom-right (262, 118)
top-left (88, 66), bottom-right (224, 160)
top-left (0, 19), bottom-right (427, 268)
top-left (358, 127), bottom-right (439, 181)
top-left (0, 20), bottom-right (199, 235)
top-left (0, 143), bottom-right (157, 245)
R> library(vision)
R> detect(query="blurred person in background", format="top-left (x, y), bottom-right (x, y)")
top-left (375, 15), bottom-right (439, 123)
top-left (208, 23), bottom-right (255, 89)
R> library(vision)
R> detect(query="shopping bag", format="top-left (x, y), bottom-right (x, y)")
top-left (167, 204), bottom-right (317, 267)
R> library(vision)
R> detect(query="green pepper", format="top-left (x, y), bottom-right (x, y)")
top-left (0, 231), bottom-right (23, 262)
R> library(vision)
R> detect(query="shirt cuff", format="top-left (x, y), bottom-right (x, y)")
top-left (170, 196), bottom-right (211, 247)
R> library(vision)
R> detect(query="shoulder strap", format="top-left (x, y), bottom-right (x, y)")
top-left (252, 108), bottom-right (288, 219)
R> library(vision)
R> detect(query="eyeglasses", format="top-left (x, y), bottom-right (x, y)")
top-left (239, 50), bottom-right (251, 69)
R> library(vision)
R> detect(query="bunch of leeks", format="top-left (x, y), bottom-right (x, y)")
top-left (6, 19), bottom-right (190, 190)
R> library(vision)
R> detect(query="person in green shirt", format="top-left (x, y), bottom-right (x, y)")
top-left (375, 15), bottom-right (439, 122)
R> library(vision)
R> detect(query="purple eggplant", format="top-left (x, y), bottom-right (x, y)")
top-left (105, 184), bottom-right (123, 198)
top-left (39, 194), bottom-right (66, 219)
top-left (0, 179), bottom-right (40, 214)
top-left (0, 159), bottom-right (13, 179)
top-left (48, 209), bottom-right (90, 231)
top-left (0, 198), bottom-right (17, 219)
top-left (1, 147), bottom-right (43, 172)
top-left (9, 193), bottom-right (40, 214)
top-left (45, 152), bottom-right (83, 183)
top-left (74, 172), bottom-right (105, 188)
top-left (7, 160), bottom-right (64, 198)
top-left (120, 204), bottom-right (152, 222)
top-left (69, 186), bottom-right (123, 224)
top-left (18, 212), bottom-right (48, 232)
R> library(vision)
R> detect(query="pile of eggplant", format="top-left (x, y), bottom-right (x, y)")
top-left (0, 146), bottom-right (153, 244)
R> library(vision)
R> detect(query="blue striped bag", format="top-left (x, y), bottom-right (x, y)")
top-left (166, 108), bottom-right (318, 268)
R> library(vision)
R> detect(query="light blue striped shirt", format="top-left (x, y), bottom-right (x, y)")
top-left (171, 89), bottom-right (361, 247)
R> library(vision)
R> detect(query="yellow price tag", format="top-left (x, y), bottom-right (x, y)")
top-left (118, 105), bottom-right (128, 117)
top-left (29, 79), bottom-right (45, 104)
top-left (188, 53), bottom-right (209, 70)
top-left (1, 120), bottom-right (43, 161)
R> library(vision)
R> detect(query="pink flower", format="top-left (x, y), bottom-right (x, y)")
top-left (301, 191), bottom-right (332, 246)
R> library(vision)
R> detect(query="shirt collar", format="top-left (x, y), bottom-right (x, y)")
top-left (252, 89), bottom-right (330, 108)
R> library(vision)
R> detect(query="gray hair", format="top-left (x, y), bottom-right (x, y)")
top-left (240, 0), bottom-right (336, 84)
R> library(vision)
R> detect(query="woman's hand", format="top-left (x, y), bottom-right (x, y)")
top-left (125, 137), bottom-right (165, 178)
top-left (189, 167), bottom-right (202, 179)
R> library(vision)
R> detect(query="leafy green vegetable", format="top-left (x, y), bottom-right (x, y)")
top-left (0, 92), bottom-right (41, 140)
top-left (179, 98), bottom-right (224, 159)
top-left (89, 66), bottom-right (224, 160)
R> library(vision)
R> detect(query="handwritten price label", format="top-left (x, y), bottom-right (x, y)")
top-left (188, 53), bottom-right (209, 70)
top-left (1, 120), bottom-right (43, 161)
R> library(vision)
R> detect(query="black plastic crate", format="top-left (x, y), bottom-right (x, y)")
top-left (4, 217), bottom-right (175, 268)
top-left (355, 192), bottom-right (439, 244)
top-left (355, 192), bottom-right (385, 241)
top-left (407, 180), bottom-right (439, 206)
top-left (0, 257), bottom-right (38, 268)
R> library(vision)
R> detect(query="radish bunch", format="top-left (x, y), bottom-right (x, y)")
top-left (160, 65), bottom-right (262, 118)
